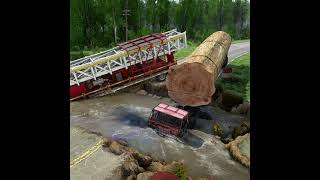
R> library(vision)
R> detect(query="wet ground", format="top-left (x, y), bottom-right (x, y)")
top-left (70, 127), bottom-right (124, 180)
top-left (70, 93), bottom-right (249, 179)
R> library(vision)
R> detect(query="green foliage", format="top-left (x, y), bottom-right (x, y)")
top-left (212, 122), bottom-right (223, 136)
top-left (217, 53), bottom-right (250, 101)
top-left (70, 0), bottom-right (250, 59)
top-left (174, 163), bottom-right (187, 180)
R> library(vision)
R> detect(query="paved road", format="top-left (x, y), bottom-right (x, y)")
top-left (228, 42), bottom-right (250, 62)
top-left (178, 41), bottom-right (250, 65)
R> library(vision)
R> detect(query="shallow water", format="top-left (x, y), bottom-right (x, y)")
top-left (70, 93), bottom-right (249, 179)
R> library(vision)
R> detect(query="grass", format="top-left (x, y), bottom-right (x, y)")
top-left (217, 53), bottom-right (250, 101)
top-left (174, 41), bottom-right (200, 61)
top-left (174, 39), bottom-right (250, 61)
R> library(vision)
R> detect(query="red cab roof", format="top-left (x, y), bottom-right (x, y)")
top-left (153, 103), bottom-right (188, 120)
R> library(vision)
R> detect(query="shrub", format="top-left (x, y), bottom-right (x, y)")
top-left (174, 163), bottom-right (187, 180)
top-left (212, 122), bottom-right (223, 137)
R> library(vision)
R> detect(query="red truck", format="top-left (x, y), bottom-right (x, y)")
top-left (148, 103), bottom-right (198, 137)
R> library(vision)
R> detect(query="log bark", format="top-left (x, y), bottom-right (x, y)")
top-left (166, 31), bottom-right (231, 106)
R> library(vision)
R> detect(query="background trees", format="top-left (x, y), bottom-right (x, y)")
top-left (70, 0), bottom-right (250, 50)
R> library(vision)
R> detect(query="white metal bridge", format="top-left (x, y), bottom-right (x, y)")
top-left (70, 29), bottom-right (187, 86)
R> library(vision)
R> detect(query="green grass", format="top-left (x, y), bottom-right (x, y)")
top-left (70, 47), bottom-right (109, 61)
top-left (232, 39), bottom-right (250, 44)
top-left (174, 41), bottom-right (200, 61)
top-left (217, 53), bottom-right (250, 101)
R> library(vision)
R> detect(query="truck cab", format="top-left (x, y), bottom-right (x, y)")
top-left (148, 103), bottom-right (189, 137)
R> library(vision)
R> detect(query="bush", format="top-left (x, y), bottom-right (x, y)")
top-left (174, 163), bottom-right (187, 180)
top-left (212, 122), bottom-right (223, 137)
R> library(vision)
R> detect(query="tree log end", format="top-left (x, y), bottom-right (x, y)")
top-left (166, 62), bottom-right (215, 106)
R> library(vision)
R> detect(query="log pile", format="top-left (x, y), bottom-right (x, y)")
top-left (166, 31), bottom-right (231, 106)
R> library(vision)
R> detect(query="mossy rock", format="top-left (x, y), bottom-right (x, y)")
top-left (232, 121), bottom-right (250, 139)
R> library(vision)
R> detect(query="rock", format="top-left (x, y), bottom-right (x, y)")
top-left (147, 162), bottom-right (164, 172)
top-left (136, 172), bottom-right (155, 180)
top-left (147, 161), bottom-right (182, 174)
top-left (221, 137), bottom-right (234, 144)
top-left (123, 159), bottom-right (145, 176)
top-left (148, 94), bottom-right (153, 97)
top-left (136, 89), bottom-right (148, 96)
top-left (186, 176), bottom-right (193, 180)
top-left (144, 81), bottom-right (168, 97)
top-left (151, 172), bottom-right (180, 180)
top-left (235, 101), bottom-right (250, 114)
top-left (126, 175), bottom-right (136, 180)
top-left (117, 140), bottom-right (129, 147)
top-left (109, 141), bottom-right (128, 155)
top-left (152, 95), bottom-right (158, 98)
top-left (231, 106), bottom-right (237, 113)
top-left (132, 152), bottom-right (153, 168)
top-left (225, 133), bottom-right (250, 167)
top-left (102, 138), bottom-right (112, 147)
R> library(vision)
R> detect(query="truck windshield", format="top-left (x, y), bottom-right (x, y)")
top-left (153, 111), bottom-right (182, 128)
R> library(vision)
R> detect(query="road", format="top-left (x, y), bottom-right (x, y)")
top-left (178, 41), bottom-right (250, 65)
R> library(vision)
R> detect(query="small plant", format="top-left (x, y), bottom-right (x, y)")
top-left (212, 122), bottom-right (223, 137)
top-left (174, 163), bottom-right (187, 180)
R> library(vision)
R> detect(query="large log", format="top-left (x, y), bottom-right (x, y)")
top-left (166, 31), bottom-right (231, 106)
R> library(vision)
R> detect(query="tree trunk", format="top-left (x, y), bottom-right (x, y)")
top-left (166, 31), bottom-right (231, 106)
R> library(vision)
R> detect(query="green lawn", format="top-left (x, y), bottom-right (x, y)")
top-left (217, 53), bottom-right (250, 101)
top-left (174, 41), bottom-right (200, 61)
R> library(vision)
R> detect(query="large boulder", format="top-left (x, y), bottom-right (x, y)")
top-left (109, 141), bottom-right (129, 155)
top-left (132, 152), bottom-right (153, 168)
top-left (123, 159), bottom-right (145, 177)
top-left (136, 172), bottom-right (155, 180)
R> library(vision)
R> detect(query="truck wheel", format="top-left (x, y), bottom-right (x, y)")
top-left (156, 73), bottom-right (167, 82)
